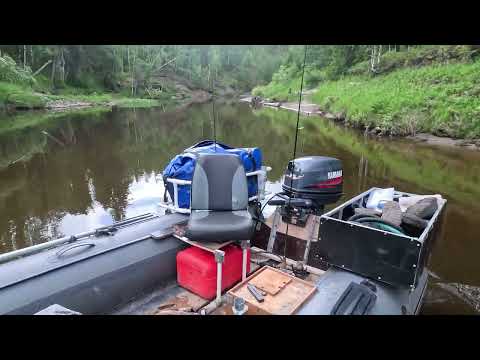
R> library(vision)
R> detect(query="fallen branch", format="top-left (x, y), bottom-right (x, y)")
top-left (156, 57), bottom-right (177, 73)
top-left (33, 60), bottom-right (53, 77)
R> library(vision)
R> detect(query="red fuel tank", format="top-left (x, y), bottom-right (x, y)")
top-left (176, 244), bottom-right (250, 300)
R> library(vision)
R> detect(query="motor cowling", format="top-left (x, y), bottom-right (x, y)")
top-left (281, 156), bottom-right (343, 212)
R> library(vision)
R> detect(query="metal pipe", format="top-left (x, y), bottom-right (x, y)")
top-left (242, 241), bottom-right (249, 281)
top-left (0, 230), bottom-right (96, 264)
top-left (242, 249), bottom-right (247, 281)
top-left (166, 178), bottom-right (191, 185)
top-left (214, 250), bottom-right (225, 306)
top-left (158, 203), bottom-right (191, 214)
top-left (96, 213), bottom-right (154, 230)
top-left (0, 213), bottom-right (155, 264)
top-left (216, 262), bottom-right (222, 305)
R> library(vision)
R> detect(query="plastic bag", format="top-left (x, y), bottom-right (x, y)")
top-left (366, 188), bottom-right (394, 211)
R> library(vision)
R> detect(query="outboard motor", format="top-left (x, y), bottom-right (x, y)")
top-left (269, 156), bottom-right (343, 227)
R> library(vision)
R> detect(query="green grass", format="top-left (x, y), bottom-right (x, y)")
top-left (252, 76), bottom-right (302, 102)
top-left (311, 61), bottom-right (480, 138)
top-left (0, 82), bottom-right (46, 109)
top-left (347, 45), bottom-right (478, 77)
top-left (255, 60), bottom-right (480, 139)
top-left (0, 81), bottom-right (166, 111)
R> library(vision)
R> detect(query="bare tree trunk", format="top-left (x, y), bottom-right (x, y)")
top-left (51, 56), bottom-right (56, 86)
top-left (23, 45), bottom-right (27, 69)
top-left (113, 46), bottom-right (116, 73)
top-left (370, 45), bottom-right (382, 74)
top-left (30, 45), bottom-right (34, 68)
top-left (370, 46), bottom-right (376, 73)
top-left (131, 48), bottom-right (136, 97)
top-left (377, 45), bottom-right (382, 66)
top-left (127, 46), bottom-right (130, 73)
top-left (58, 47), bottom-right (65, 84)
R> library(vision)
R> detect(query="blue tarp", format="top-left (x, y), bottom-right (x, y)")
top-left (162, 140), bottom-right (262, 209)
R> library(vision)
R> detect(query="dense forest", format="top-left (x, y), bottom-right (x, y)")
top-left (0, 45), bottom-right (287, 109)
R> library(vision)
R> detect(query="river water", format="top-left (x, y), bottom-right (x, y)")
top-left (1, 102), bottom-right (479, 314)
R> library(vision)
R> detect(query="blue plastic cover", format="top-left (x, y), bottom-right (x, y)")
top-left (162, 140), bottom-right (262, 209)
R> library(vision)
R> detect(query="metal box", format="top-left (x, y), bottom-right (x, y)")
top-left (307, 188), bottom-right (447, 289)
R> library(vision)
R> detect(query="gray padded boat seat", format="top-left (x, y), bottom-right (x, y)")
top-left (185, 153), bottom-right (254, 243)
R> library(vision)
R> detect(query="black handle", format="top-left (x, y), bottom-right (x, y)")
top-left (267, 198), bottom-right (313, 208)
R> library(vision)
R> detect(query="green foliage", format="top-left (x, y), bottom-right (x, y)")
top-left (347, 45), bottom-right (479, 76)
top-left (304, 67), bottom-right (326, 87)
top-left (0, 55), bottom-right (36, 86)
top-left (0, 81), bottom-right (46, 109)
top-left (252, 76), bottom-right (301, 102)
top-left (255, 45), bottom-right (480, 139)
top-left (0, 45), bottom-right (287, 102)
top-left (311, 60), bottom-right (480, 138)
top-left (6, 92), bottom-right (46, 109)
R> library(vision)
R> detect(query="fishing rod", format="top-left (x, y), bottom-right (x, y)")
top-left (283, 44), bottom-right (308, 266)
top-left (210, 68), bottom-right (217, 152)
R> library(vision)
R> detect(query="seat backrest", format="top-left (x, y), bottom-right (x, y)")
top-left (191, 153), bottom-right (248, 211)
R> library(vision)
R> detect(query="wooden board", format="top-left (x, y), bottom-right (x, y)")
top-left (228, 266), bottom-right (316, 315)
top-left (266, 213), bottom-right (319, 242)
top-left (249, 268), bottom-right (292, 295)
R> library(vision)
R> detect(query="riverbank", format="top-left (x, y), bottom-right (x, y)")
top-left (253, 58), bottom-right (480, 141)
top-left (0, 80), bottom-right (213, 113)
top-left (240, 95), bottom-right (480, 151)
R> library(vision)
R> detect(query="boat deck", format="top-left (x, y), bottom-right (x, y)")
top-left (112, 251), bottom-right (321, 315)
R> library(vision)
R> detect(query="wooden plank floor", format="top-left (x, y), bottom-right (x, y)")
top-left (227, 266), bottom-right (316, 315)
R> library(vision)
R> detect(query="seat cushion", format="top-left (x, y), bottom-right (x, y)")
top-left (185, 210), bottom-right (254, 243)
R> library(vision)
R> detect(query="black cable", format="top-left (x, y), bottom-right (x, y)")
top-left (250, 192), bottom-right (285, 231)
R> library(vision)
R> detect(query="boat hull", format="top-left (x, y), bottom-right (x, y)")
top-left (0, 213), bottom-right (188, 315)
top-left (297, 267), bottom-right (428, 315)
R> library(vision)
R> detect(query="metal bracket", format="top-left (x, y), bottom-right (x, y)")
top-left (303, 215), bottom-right (320, 263)
top-left (214, 249), bottom-right (225, 263)
top-left (267, 208), bottom-right (281, 252)
top-left (240, 240), bottom-right (250, 249)
top-left (214, 249), bottom-right (225, 306)
top-left (240, 240), bottom-right (250, 281)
